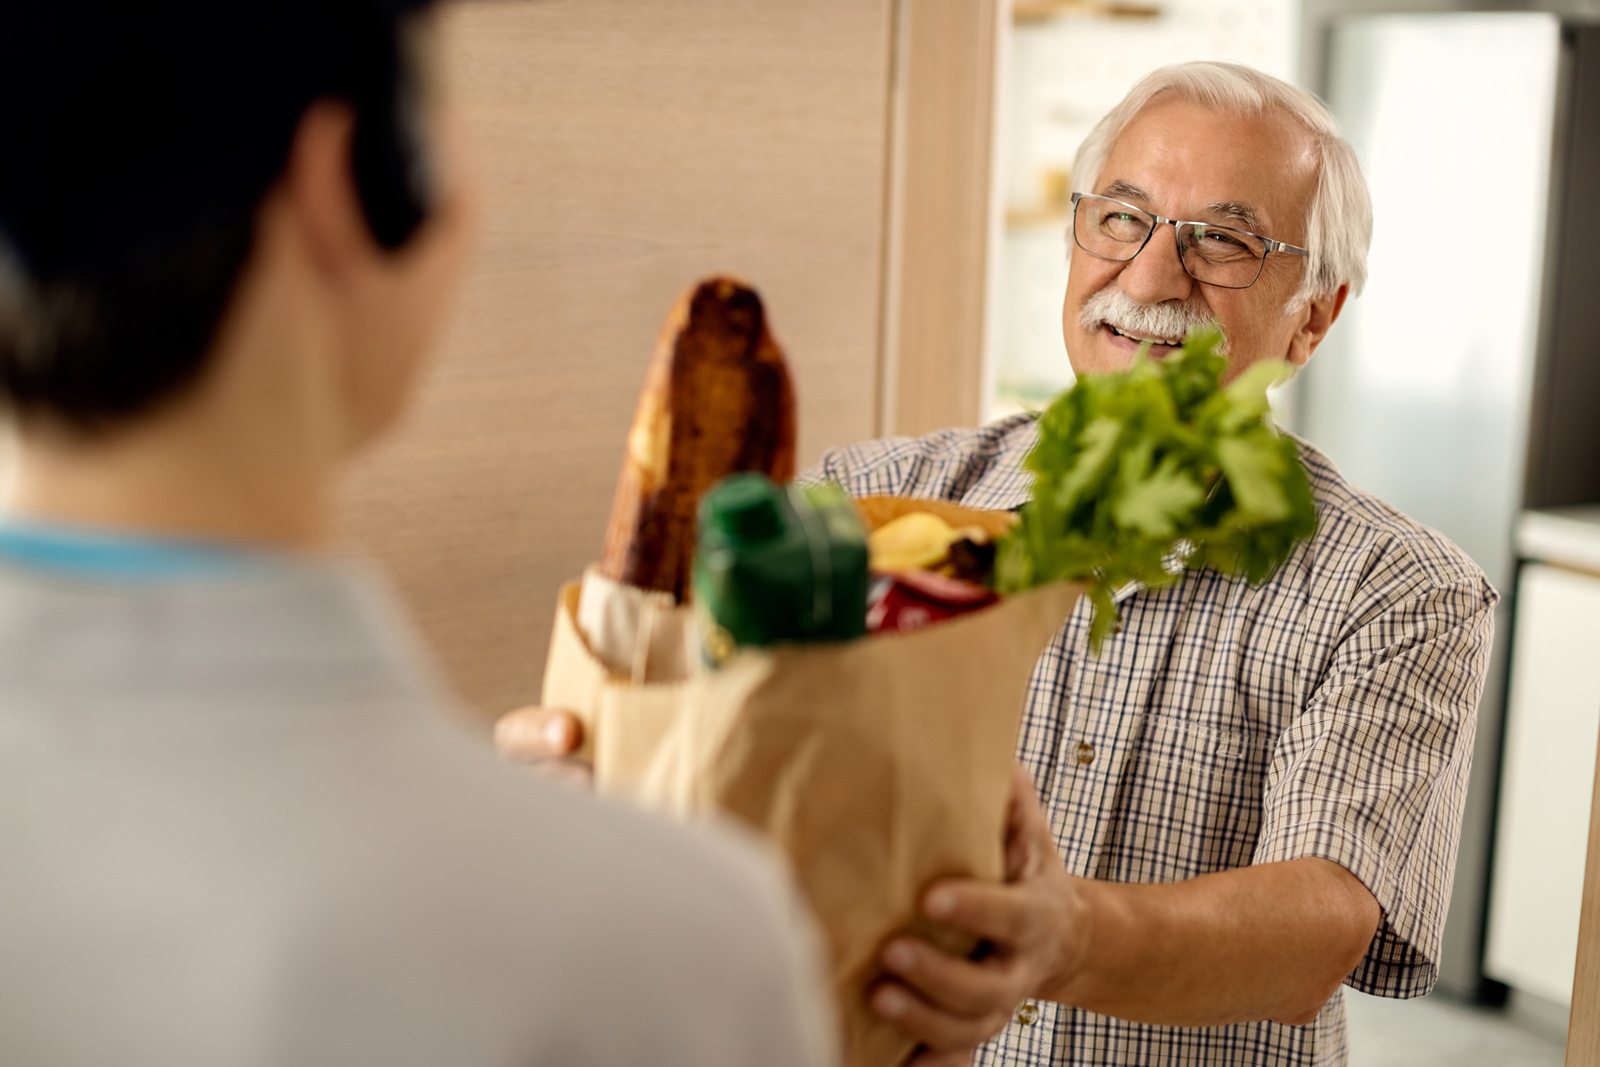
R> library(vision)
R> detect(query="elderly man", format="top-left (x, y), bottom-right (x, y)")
top-left (508, 61), bottom-right (1495, 1066)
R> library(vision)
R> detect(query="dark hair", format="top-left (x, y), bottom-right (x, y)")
top-left (0, 212), bottom-right (257, 433)
top-left (0, 0), bottom-right (434, 434)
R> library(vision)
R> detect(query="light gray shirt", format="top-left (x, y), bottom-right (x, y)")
top-left (0, 553), bottom-right (836, 1067)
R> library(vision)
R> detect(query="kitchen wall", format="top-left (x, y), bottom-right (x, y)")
top-left (337, 0), bottom-right (895, 721)
top-left (335, 0), bottom-right (1003, 722)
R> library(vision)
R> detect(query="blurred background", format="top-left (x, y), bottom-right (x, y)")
top-left (986, 4), bottom-right (1600, 1063)
top-left (339, 3), bottom-right (1600, 1062)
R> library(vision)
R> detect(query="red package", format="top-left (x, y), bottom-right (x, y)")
top-left (867, 570), bottom-right (1000, 634)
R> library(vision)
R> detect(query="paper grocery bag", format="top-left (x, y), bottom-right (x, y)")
top-left (542, 498), bottom-right (1082, 1067)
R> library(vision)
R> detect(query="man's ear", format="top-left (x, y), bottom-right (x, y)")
top-left (280, 100), bottom-right (372, 279)
top-left (1286, 283), bottom-right (1349, 367)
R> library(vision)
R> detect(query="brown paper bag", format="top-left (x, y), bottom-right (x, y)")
top-left (542, 498), bottom-right (1082, 1067)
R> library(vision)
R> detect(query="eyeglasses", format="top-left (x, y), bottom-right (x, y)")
top-left (1069, 192), bottom-right (1308, 290)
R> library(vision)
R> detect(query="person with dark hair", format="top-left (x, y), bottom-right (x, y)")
top-left (0, 4), bottom-right (837, 1065)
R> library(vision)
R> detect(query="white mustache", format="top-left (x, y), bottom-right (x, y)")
top-left (1078, 286), bottom-right (1224, 351)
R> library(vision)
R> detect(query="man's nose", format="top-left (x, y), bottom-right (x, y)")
top-left (1117, 224), bottom-right (1194, 305)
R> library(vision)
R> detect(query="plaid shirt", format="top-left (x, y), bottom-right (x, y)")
top-left (805, 415), bottom-right (1497, 1067)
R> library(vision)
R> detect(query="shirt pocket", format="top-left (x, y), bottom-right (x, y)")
top-left (1110, 715), bottom-right (1271, 878)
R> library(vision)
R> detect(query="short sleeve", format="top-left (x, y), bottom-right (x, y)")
top-left (1250, 574), bottom-right (1496, 998)
top-left (798, 417), bottom-right (1039, 510)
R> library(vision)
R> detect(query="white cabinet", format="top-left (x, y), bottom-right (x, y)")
top-left (1485, 562), bottom-right (1600, 1005)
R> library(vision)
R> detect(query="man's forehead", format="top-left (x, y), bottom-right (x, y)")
top-left (1096, 99), bottom-right (1317, 236)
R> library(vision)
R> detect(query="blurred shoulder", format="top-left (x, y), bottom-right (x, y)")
top-left (359, 730), bottom-right (837, 1066)
top-left (372, 711), bottom-right (821, 961)
top-left (803, 414), bottom-right (1038, 511)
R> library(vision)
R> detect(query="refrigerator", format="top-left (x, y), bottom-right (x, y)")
top-left (1304, 13), bottom-right (1600, 1003)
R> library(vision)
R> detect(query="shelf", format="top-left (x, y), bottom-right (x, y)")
top-left (1013, 0), bottom-right (1162, 22)
top-left (1518, 507), bottom-right (1600, 578)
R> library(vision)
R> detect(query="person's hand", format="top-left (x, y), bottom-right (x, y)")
top-left (493, 706), bottom-right (592, 786)
top-left (870, 764), bottom-right (1087, 1052)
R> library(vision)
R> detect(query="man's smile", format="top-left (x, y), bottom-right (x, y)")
top-left (1076, 283), bottom-right (1219, 365)
top-left (1101, 322), bottom-right (1184, 354)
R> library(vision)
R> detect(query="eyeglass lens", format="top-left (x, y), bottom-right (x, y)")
top-left (1073, 196), bottom-right (1269, 289)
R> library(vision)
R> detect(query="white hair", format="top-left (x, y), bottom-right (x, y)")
top-left (1073, 61), bottom-right (1371, 311)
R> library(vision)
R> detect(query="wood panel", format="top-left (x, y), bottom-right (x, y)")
top-left (338, 0), bottom-right (894, 721)
top-left (881, 0), bottom-right (1003, 436)
top-left (1570, 718), bottom-right (1600, 1064)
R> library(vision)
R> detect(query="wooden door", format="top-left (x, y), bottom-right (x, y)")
top-left (337, 0), bottom-right (896, 720)
top-left (337, 0), bottom-right (1003, 723)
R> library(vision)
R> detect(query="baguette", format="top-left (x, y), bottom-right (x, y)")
top-left (599, 277), bottom-right (796, 602)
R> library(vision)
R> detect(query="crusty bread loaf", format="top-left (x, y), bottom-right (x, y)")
top-left (599, 277), bottom-right (796, 602)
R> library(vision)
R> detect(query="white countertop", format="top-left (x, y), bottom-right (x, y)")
top-left (1517, 507), bottom-right (1600, 573)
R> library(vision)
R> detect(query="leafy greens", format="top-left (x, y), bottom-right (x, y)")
top-left (994, 326), bottom-right (1317, 652)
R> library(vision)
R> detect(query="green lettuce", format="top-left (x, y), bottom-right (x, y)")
top-left (994, 326), bottom-right (1317, 652)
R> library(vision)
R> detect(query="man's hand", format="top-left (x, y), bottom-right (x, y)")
top-left (493, 706), bottom-right (592, 786)
top-left (870, 765), bottom-right (1084, 1053)
top-left (868, 762), bottom-right (1383, 1040)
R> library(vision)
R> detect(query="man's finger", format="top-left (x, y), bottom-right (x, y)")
top-left (494, 707), bottom-right (585, 761)
top-left (869, 979), bottom-right (1011, 1051)
top-left (923, 880), bottom-right (1035, 947)
top-left (880, 936), bottom-right (1020, 1018)
top-left (1004, 765), bottom-right (1036, 880)
top-left (1005, 763), bottom-right (1058, 880)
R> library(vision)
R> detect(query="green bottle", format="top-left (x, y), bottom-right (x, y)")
top-left (694, 473), bottom-right (868, 663)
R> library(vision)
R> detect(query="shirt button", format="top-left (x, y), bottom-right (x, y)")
top-left (1015, 1002), bottom-right (1041, 1026)
top-left (1074, 741), bottom-right (1095, 765)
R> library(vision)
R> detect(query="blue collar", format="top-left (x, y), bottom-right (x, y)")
top-left (0, 517), bottom-right (256, 580)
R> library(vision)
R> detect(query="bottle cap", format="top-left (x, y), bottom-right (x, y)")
top-left (705, 473), bottom-right (784, 545)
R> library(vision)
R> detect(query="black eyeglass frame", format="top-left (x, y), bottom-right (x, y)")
top-left (1069, 191), bottom-right (1309, 291)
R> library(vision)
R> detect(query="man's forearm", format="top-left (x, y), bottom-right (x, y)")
top-left (1038, 857), bottom-right (1381, 1027)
